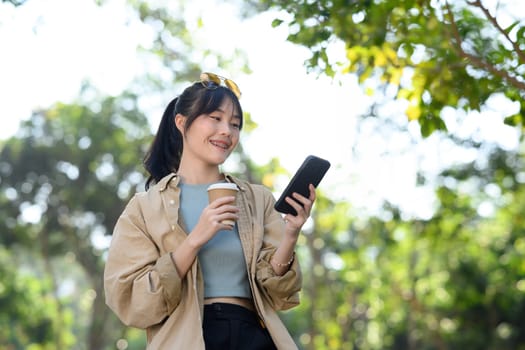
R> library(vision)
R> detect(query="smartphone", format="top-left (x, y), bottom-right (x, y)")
top-left (274, 155), bottom-right (331, 215)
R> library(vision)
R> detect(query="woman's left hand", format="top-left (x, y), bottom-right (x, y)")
top-left (283, 184), bottom-right (316, 238)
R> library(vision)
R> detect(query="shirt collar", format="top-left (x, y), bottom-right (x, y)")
top-left (157, 173), bottom-right (179, 192)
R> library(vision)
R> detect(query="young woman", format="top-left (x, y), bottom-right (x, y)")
top-left (104, 72), bottom-right (316, 349)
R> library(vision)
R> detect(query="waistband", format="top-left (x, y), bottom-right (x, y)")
top-left (204, 303), bottom-right (264, 327)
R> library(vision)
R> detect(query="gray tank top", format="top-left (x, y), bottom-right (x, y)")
top-left (179, 183), bottom-right (251, 299)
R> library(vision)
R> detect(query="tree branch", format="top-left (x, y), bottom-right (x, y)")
top-left (467, 0), bottom-right (525, 64)
top-left (445, 1), bottom-right (525, 91)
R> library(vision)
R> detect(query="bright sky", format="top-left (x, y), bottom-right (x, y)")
top-left (0, 0), bottom-right (361, 162)
top-left (0, 0), bottom-right (521, 219)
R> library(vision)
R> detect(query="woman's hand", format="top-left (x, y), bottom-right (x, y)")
top-left (283, 184), bottom-right (316, 238)
top-left (191, 196), bottom-right (239, 247)
top-left (269, 184), bottom-right (316, 275)
top-left (172, 196), bottom-right (238, 279)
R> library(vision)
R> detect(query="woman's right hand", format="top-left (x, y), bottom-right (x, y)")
top-left (172, 196), bottom-right (239, 279)
top-left (190, 196), bottom-right (239, 247)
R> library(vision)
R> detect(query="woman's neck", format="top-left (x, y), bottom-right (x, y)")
top-left (177, 162), bottom-right (224, 185)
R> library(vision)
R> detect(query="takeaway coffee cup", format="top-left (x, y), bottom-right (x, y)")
top-left (207, 182), bottom-right (238, 227)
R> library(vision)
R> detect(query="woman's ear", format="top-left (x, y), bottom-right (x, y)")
top-left (175, 113), bottom-right (186, 133)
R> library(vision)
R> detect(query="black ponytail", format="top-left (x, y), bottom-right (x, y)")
top-left (143, 97), bottom-right (182, 190)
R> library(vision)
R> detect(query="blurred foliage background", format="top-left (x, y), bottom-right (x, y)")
top-left (0, 0), bottom-right (524, 349)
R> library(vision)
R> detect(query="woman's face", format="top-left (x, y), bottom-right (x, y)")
top-left (177, 97), bottom-right (241, 168)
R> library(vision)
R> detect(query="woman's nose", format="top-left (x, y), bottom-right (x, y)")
top-left (219, 121), bottom-right (232, 135)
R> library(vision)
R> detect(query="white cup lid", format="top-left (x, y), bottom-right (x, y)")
top-left (207, 182), bottom-right (238, 191)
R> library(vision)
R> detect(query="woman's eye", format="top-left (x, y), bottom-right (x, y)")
top-left (210, 116), bottom-right (221, 121)
top-left (231, 123), bottom-right (241, 129)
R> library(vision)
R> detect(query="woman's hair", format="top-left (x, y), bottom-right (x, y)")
top-left (143, 82), bottom-right (243, 189)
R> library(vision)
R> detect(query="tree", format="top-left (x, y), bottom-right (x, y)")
top-left (0, 89), bottom-right (152, 349)
top-left (0, 246), bottom-right (67, 348)
top-left (255, 0), bottom-right (524, 136)
top-left (242, 1), bottom-right (525, 349)
top-left (277, 144), bottom-right (525, 350)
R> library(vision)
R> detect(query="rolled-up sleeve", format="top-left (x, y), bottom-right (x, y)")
top-left (254, 189), bottom-right (302, 311)
top-left (103, 195), bottom-right (183, 328)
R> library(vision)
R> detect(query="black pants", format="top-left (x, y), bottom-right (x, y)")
top-left (203, 303), bottom-right (277, 350)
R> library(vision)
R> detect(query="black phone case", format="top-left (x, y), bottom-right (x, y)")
top-left (274, 155), bottom-right (331, 215)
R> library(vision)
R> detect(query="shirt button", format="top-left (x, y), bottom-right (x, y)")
top-left (169, 200), bottom-right (175, 205)
top-left (171, 225), bottom-right (175, 231)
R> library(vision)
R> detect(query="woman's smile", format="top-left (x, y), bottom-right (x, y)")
top-left (209, 139), bottom-right (231, 150)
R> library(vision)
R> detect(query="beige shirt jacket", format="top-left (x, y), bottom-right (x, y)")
top-left (104, 173), bottom-right (302, 349)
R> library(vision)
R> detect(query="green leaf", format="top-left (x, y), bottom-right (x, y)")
top-left (271, 18), bottom-right (284, 27)
top-left (503, 20), bottom-right (520, 34)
